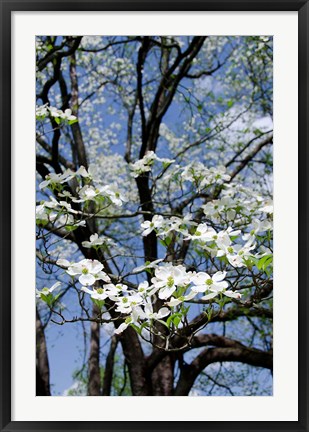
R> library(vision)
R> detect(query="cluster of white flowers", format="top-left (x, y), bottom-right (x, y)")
top-left (36, 281), bottom-right (61, 300)
top-left (181, 162), bottom-right (231, 189)
top-left (259, 200), bottom-right (273, 214)
top-left (185, 223), bottom-right (251, 267)
top-left (43, 257), bottom-right (242, 335)
top-left (38, 166), bottom-right (127, 210)
top-left (39, 166), bottom-right (89, 190)
top-left (155, 162), bottom-right (233, 206)
top-left (36, 162), bottom-right (272, 337)
top-left (187, 220), bottom-right (271, 268)
top-left (36, 104), bottom-right (77, 123)
top-left (242, 218), bottom-right (272, 242)
top-left (202, 184), bottom-right (273, 225)
top-left (82, 233), bottom-right (114, 249)
top-left (141, 213), bottom-right (195, 238)
top-left (140, 211), bottom-right (272, 269)
top-left (159, 123), bottom-right (184, 154)
top-left (72, 184), bottom-right (127, 207)
top-left (129, 151), bottom-right (175, 178)
top-left (36, 196), bottom-right (86, 229)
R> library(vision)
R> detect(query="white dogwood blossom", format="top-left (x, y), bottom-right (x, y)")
top-left (165, 291), bottom-right (197, 307)
top-left (186, 223), bottom-right (217, 242)
top-left (191, 271), bottom-right (241, 300)
top-left (82, 233), bottom-right (106, 248)
top-left (36, 281), bottom-right (61, 299)
top-left (100, 185), bottom-right (128, 206)
top-left (39, 105), bottom-right (77, 122)
top-left (151, 263), bottom-right (191, 300)
top-left (113, 292), bottom-right (144, 314)
top-left (39, 169), bottom-right (76, 190)
top-left (217, 238), bottom-right (256, 268)
top-left (141, 215), bottom-right (164, 236)
top-left (191, 271), bottom-right (228, 293)
top-left (140, 302), bottom-right (170, 320)
top-left (129, 151), bottom-right (175, 178)
top-left (66, 259), bottom-right (110, 286)
top-left (81, 286), bottom-right (108, 301)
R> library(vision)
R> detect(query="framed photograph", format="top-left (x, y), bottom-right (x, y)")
top-left (1, 0), bottom-right (308, 431)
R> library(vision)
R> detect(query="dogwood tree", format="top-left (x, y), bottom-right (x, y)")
top-left (36, 35), bottom-right (273, 396)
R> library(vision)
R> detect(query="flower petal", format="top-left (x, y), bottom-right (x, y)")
top-left (90, 260), bottom-right (104, 273)
top-left (79, 273), bottom-right (96, 286)
top-left (165, 297), bottom-right (182, 307)
top-left (114, 323), bottom-right (129, 334)
top-left (157, 307), bottom-right (170, 319)
top-left (56, 259), bottom-right (70, 268)
top-left (212, 271), bottom-right (227, 282)
top-left (224, 290), bottom-right (241, 299)
top-left (158, 285), bottom-right (176, 300)
top-left (49, 281), bottom-right (61, 292)
top-left (81, 286), bottom-right (94, 295)
top-left (201, 292), bottom-right (218, 301)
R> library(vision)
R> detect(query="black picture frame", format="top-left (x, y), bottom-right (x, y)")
top-left (1, 1), bottom-right (308, 431)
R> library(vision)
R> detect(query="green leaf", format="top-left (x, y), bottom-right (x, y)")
top-left (173, 316), bottom-right (182, 328)
top-left (91, 298), bottom-right (105, 309)
top-left (257, 254), bottom-right (273, 271)
top-left (204, 307), bottom-right (213, 320)
top-left (36, 219), bottom-right (48, 227)
top-left (140, 321), bottom-right (149, 331)
top-left (52, 293), bottom-right (62, 304)
top-left (218, 255), bottom-right (229, 264)
top-left (181, 305), bottom-right (190, 315)
top-left (162, 161), bottom-right (172, 170)
top-left (165, 236), bottom-right (172, 246)
top-left (167, 313), bottom-right (182, 328)
top-left (65, 225), bottom-right (78, 232)
top-left (68, 119), bottom-right (78, 125)
top-left (36, 115), bottom-right (46, 121)
top-left (40, 293), bottom-right (49, 303)
top-left (53, 117), bottom-right (62, 125)
top-left (130, 323), bottom-right (142, 335)
top-left (40, 292), bottom-right (54, 307)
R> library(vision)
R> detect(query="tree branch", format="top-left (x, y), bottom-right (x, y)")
top-left (37, 36), bottom-right (82, 72)
top-left (229, 135), bottom-right (273, 181)
top-left (174, 342), bottom-right (272, 395)
top-left (69, 51), bottom-right (88, 169)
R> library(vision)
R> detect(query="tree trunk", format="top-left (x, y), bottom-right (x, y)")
top-left (102, 336), bottom-right (118, 395)
top-left (119, 327), bottom-right (151, 395)
top-left (151, 354), bottom-right (174, 396)
top-left (36, 306), bottom-right (51, 396)
top-left (88, 304), bottom-right (101, 395)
